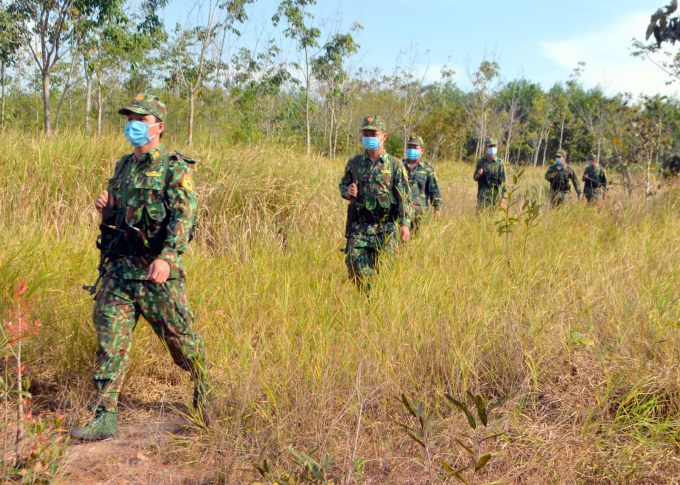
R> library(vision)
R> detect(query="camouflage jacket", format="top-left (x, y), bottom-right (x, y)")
top-left (473, 156), bottom-right (507, 198)
top-left (545, 164), bottom-right (582, 195)
top-left (582, 165), bottom-right (607, 191)
top-left (104, 145), bottom-right (197, 280)
top-left (403, 159), bottom-right (442, 214)
top-left (339, 151), bottom-right (412, 234)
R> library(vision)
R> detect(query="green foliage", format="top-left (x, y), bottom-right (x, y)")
top-left (251, 447), bottom-right (340, 485)
top-left (442, 391), bottom-right (516, 485)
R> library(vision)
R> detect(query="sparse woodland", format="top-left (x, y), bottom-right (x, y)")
top-left (2, 1), bottom-right (680, 484)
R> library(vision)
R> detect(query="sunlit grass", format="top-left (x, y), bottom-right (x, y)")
top-left (1, 130), bottom-right (680, 482)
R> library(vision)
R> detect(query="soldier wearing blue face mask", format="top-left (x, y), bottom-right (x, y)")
top-left (339, 115), bottom-right (412, 286)
top-left (402, 134), bottom-right (442, 233)
top-left (473, 137), bottom-right (507, 212)
top-left (545, 149), bottom-right (582, 207)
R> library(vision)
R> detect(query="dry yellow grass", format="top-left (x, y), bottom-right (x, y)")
top-left (1, 130), bottom-right (680, 483)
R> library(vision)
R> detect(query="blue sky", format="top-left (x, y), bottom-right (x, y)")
top-left (164, 0), bottom-right (680, 96)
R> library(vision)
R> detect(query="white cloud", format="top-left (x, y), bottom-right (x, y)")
top-left (540, 13), bottom-right (680, 97)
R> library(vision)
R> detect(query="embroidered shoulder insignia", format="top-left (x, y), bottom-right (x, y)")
top-left (182, 172), bottom-right (194, 192)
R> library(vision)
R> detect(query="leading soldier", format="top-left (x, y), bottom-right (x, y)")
top-left (545, 149), bottom-right (582, 207)
top-left (582, 154), bottom-right (607, 204)
top-left (403, 134), bottom-right (442, 233)
top-left (339, 115), bottom-right (412, 286)
top-left (70, 93), bottom-right (211, 441)
top-left (473, 137), bottom-right (507, 211)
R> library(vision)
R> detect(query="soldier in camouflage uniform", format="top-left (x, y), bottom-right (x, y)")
top-left (402, 135), bottom-right (442, 233)
top-left (473, 137), bottom-right (507, 211)
top-left (545, 149), bottom-right (582, 207)
top-left (70, 93), bottom-right (211, 441)
top-left (339, 115), bottom-right (412, 285)
top-left (582, 154), bottom-right (608, 204)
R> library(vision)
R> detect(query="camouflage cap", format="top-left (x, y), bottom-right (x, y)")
top-left (556, 149), bottom-right (567, 158)
top-left (484, 136), bottom-right (498, 146)
top-left (361, 115), bottom-right (386, 132)
top-left (587, 153), bottom-right (597, 160)
top-left (407, 134), bottom-right (424, 147)
top-left (118, 93), bottom-right (167, 122)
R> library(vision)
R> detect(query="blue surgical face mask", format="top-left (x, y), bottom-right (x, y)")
top-left (406, 148), bottom-right (421, 160)
top-left (487, 147), bottom-right (498, 156)
top-left (125, 120), bottom-right (159, 148)
top-left (587, 161), bottom-right (592, 167)
top-left (555, 157), bottom-right (563, 165)
top-left (362, 137), bottom-right (381, 151)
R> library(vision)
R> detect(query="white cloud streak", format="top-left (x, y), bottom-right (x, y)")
top-left (540, 13), bottom-right (680, 96)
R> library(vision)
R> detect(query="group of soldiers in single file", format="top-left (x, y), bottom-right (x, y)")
top-left (475, 138), bottom-right (608, 210)
top-left (70, 99), bottom-right (607, 443)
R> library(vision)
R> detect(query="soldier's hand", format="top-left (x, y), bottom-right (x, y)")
top-left (347, 183), bottom-right (358, 198)
top-left (400, 225), bottom-right (410, 242)
top-left (434, 210), bottom-right (441, 220)
top-left (95, 191), bottom-right (109, 214)
top-left (477, 168), bottom-right (484, 175)
top-left (500, 198), bottom-right (508, 209)
top-left (147, 259), bottom-right (171, 284)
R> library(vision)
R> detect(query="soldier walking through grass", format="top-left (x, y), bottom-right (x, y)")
top-left (339, 115), bottom-right (412, 286)
top-left (473, 137), bottom-right (507, 212)
top-left (582, 154), bottom-right (607, 205)
top-left (402, 134), bottom-right (442, 233)
top-left (70, 93), bottom-right (212, 441)
top-left (545, 149), bottom-right (582, 207)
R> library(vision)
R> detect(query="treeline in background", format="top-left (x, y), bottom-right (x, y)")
top-left (1, 0), bottom-right (679, 169)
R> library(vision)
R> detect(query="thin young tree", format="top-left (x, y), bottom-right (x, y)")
top-left (273, 0), bottom-right (321, 156)
top-left (10, 0), bottom-right (123, 135)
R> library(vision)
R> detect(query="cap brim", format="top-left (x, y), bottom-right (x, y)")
top-left (118, 106), bottom-right (152, 117)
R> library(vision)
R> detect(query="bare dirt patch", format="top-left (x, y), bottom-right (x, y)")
top-left (61, 411), bottom-right (211, 485)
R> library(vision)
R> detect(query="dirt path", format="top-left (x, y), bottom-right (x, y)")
top-left (61, 412), bottom-right (211, 485)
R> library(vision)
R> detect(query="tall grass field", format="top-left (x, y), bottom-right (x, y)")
top-left (2, 130), bottom-right (680, 483)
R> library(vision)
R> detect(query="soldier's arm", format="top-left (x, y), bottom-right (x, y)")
top-left (339, 158), bottom-right (354, 200)
top-left (159, 161), bottom-right (197, 266)
top-left (473, 160), bottom-right (482, 181)
top-left (602, 170), bottom-right (608, 190)
top-left (500, 161), bottom-right (508, 199)
top-left (545, 167), bottom-right (556, 181)
top-left (571, 169), bottom-right (582, 195)
top-left (395, 161), bottom-right (412, 227)
top-left (427, 170), bottom-right (443, 211)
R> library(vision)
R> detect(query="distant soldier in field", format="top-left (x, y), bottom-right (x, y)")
top-left (339, 115), bottom-right (412, 285)
top-left (545, 149), bottom-right (582, 207)
top-left (582, 154), bottom-right (608, 204)
top-left (70, 93), bottom-right (211, 441)
top-left (402, 134), bottom-right (442, 233)
top-left (473, 137), bottom-right (507, 211)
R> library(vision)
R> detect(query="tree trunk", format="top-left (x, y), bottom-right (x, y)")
top-left (54, 43), bottom-right (80, 134)
top-left (329, 98), bottom-right (334, 158)
top-left (42, 70), bottom-right (51, 136)
top-left (1, 60), bottom-right (5, 129)
top-left (97, 77), bottom-right (103, 135)
top-left (189, 90), bottom-right (195, 146)
top-left (305, 45), bottom-right (311, 156)
top-left (85, 70), bottom-right (92, 133)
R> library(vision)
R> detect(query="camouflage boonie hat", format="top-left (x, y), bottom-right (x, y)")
top-left (556, 149), bottom-right (567, 158)
top-left (118, 93), bottom-right (167, 122)
top-left (407, 134), bottom-right (424, 147)
top-left (361, 115), bottom-right (386, 132)
top-left (484, 136), bottom-right (498, 146)
top-left (587, 153), bottom-right (597, 160)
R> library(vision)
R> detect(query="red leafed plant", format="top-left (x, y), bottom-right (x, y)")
top-left (1, 281), bottom-right (69, 482)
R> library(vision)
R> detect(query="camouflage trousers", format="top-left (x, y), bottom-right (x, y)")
top-left (584, 188), bottom-right (604, 204)
top-left (550, 190), bottom-right (572, 207)
top-left (476, 188), bottom-right (502, 212)
top-left (92, 276), bottom-right (208, 412)
top-left (345, 223), bottom-right (399, 282)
